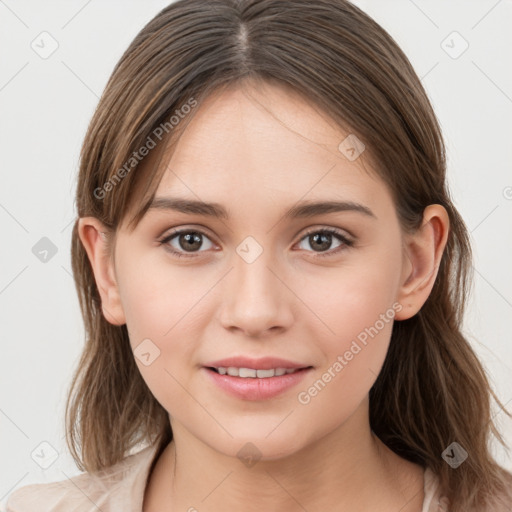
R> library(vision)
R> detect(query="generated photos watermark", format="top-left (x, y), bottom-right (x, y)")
top-left (297, 301), bottom-right (403, 405)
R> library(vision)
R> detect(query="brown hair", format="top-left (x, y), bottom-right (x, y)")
top-left (67, 1), bottom-right (512, 510)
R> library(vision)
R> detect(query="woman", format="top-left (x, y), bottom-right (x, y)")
top-left (7, 1), bottom-right (512, 510)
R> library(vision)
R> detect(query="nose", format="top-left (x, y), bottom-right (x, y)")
top-left (217, 247), bottom-right (294, 338)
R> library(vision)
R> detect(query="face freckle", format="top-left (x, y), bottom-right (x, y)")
top-left (113, 81), bottom-right (406, 459)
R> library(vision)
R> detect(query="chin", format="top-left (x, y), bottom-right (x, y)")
top-left (205, 430), bottom-right (309, 464)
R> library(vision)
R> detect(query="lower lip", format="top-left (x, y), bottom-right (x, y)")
top-left (203, 367), bottom-right (313, 401)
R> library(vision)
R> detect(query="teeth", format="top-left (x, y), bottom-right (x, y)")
top-left (215, 367), bottom-right (300, 378)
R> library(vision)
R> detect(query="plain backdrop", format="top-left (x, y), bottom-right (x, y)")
top-left (1, 0), bottom-right (511, 507)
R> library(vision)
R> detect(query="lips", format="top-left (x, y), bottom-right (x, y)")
top-left (202, 356), bottom-right (314, 400)
top-left (203, 365), bottom-right (313, 400)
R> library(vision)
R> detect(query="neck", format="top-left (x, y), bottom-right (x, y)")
top-left (146, 398), bottom-right (424, 511)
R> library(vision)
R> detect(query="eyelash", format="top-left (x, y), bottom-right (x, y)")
top-left (158, 227), bottom-right (354, 260)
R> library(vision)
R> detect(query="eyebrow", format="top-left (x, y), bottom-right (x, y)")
top-left (148, 196), bottom-right (376, 220)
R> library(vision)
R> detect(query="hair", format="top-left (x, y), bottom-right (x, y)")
top-left (66, 0), bottom-right (512, 510)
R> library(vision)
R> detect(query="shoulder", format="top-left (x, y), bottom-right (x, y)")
top-left (422, 467), bottom-right (450, 512)
top-left (5, 480), bottom-right (86, 512)
top-left (6, 443), bottom-right (161, 512)
top-left (485, 489), bottom-right (512, 512)
top-left (422, 467), bottom-right (512, 512)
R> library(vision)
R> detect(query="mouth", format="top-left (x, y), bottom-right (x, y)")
top-left (203, 364), bottom-right (314, 400)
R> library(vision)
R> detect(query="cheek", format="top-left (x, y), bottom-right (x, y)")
top-left (117, 251), bottom-right (211, 343)
top-left (306, 252), bottom-right (401, 347)
top-left (115, 259), bottom-right (210, 399)
top-left (296, 247), bottom-right (401, 403)
top-left (294, 284), bottom-right (396, 436)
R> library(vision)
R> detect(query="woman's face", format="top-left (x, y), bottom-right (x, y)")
top-left (101, 81), bottom-right (413, 459)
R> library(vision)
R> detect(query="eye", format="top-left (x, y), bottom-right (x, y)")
top-left (158, 229), bottom-right (215, 258)
top-left (158, 226), bottom-right (354, 260)
top-left (295, 227), bottom-right (353, 258)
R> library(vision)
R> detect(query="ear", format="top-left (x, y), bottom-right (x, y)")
top-left (394, 204), bottom-right (450, 321)
top-left (77, 217), bottom-right (126, 326)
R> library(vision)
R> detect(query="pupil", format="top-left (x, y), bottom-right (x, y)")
top-left (180, 232), bottom-right (202, 251)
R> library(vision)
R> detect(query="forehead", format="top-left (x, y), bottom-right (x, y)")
top-left (153, 82), bottom-right (383, 207)
top-left (120, 80), bottom-right (394, 234)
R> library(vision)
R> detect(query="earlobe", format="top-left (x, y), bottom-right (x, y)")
top-left (394, 205), bottom-right (450, 321)
top-left (77, 217), bottom-right (126, 326)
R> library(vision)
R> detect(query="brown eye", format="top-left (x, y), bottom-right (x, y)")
top-left (159, 229), bottom-right (214, 258)
top-left (296, 228), bottom-right (353, 257)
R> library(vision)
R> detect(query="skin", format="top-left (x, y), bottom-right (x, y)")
top-left (79, 80), bottom-right (449, 512)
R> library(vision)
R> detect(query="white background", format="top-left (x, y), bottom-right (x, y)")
top-left (1, 0), bottom-right (511, 507)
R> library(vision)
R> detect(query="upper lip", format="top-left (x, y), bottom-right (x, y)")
top-left (204, 356), bottom-right (311, 370)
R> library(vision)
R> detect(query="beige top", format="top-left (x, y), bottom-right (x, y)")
top-left (6, 442), bottom-right (450, 512)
